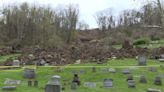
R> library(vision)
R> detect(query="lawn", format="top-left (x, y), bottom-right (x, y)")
top-left (0, 58), bottom-right (164, 92)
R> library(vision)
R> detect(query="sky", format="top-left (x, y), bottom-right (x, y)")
top-left (0, 0), bottom-right (144, 28)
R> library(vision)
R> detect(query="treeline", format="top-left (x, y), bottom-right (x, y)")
top-left (0, 3), bottom-right (79, 47)
top-left (0, 2), bottom-right (163, 48)
top-left (95, 1), bottom-right (163, 31)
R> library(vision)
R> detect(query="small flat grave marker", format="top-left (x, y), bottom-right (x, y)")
top-left (122, 69), bottom-right (130, 74)
top-left (84, 82), bottom-right (96, 88)
top-left (147, 88), bottom-right (162, 92)
top-left (103, 79), bottom-right (113, 88)
top-left (4, 79), bottom-right (21, 85)
top-left (2, 86), bottom-right (16, 91)
top-left (128, 80), bottom-right (135, 88)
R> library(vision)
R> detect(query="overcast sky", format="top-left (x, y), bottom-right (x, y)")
top-left (0, 0), bottom-right (145, 28)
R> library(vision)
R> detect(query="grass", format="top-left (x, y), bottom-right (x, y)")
top-left (0, 58), bottom-right (164, 92)
top-left (0, 54), bottom-right (21, 63)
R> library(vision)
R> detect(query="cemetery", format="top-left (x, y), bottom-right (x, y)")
top-left (0, 57), bottom-right (164, 92)
top-left (0, 0), bottom-right (164, 92)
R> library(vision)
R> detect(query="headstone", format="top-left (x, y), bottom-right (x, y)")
top-left (128, 80), bottom-right (135, 88)
top-left (103, 79), bottom-right (113, 88)
top-left (72, 74), bottom-right (80, 85)
top-left (92, 67), bottom-right (96, 72)
top-left (108, 68), bottom-right (116, 73)
top-left (34, 80), bottom-right (38, 87)
top-left (147, 88), bottom-right (162, 92)
top-left (79, 70), bottom-right (86, 74)
top-left (127, 75), bottom-right (133, 81)
top-left (139, 75), bottom-right (147, 83)
top-left (13, 60), bottom-right (20, 67)
top-left (28, 80), bottom-right (32, 87)
top-left (4, 79), bottom-right (21, 85)
top-left (71, 70), bottom-right (78, 74)
top-left (71, 82), bottom-right (77, 90)
top-left (122, 69), bottom-right (130, 74)
top-left (154, 76), bottom-right (162, 85)
top-left (48, 75), bottom-right (60, 85)
top-left (23, 68), bottom-right (36, 79)
top-left (45, 75), bottom-right (61, 92)
top-left (45, 84), bottom-right (60, 92)
top-left (148, 67), bottom-right (157, 72)
top-left (138, 54), bottom-right (146, 66)
top-left (2, 86), bottom-right (16, 91)
top-left (84, 82), bottom-right (97, 88)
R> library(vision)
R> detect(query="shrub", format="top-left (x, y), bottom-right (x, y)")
top-left (133, 38), bottom-right (149, 45)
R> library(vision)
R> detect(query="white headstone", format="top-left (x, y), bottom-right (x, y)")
top-left (138, 55), bottom-right (146, 66)
top-left (13, 60), bottom-right (20, 67)
top-left (48, 75), bottom-right (61, 85)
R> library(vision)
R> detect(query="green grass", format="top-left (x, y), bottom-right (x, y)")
top-left (0, 58), bottom-right (164, 92)
top-left (0, 54), bottom-right (21, 63)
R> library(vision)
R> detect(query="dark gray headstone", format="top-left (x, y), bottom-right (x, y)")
top-left (71, 82), bottom-right (77, 90)
top-left (154, 76), bottom-right (162, 85)
top-left (127, 75), bottom-right (133, 81)
top-left (148, 67), bottom-right (157, 72)
top-left (2, 86), bottom-right (16, 91)
top-left (103, 79), bottom-right (113, 88)
top-left (23, 68), bottom-right (36, 79)
top-left (128, 80), bottom-right (135, 88)
top-left (138, 55), bottom-right (146, 66)
top-left (72, 74), bottom-right (80, 85)
top-left (139, 75), bottom-right (147, 83)
top-left (45, 84), bottom-right (60, 92)
top-left (34, 80), bottom-right (38, 87)
top-left (28, 80), bottom-right (32, 87)
top-left (45, 75), bottom-right (61, 92)
top-left (92, 67), bottom-right (96, 72)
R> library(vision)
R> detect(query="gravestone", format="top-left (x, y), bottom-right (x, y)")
top-left (128, 80), bottom-right (135, 88)
top-left (154, 76), bottom-right (162, 85)
top-left (72, 74), bottom-right (81, 85)
top-left (92, 67), bottom-right (96, 72)
top-left (4, 79), bottom-right (21, 85)
top-left (23, 68), bottom-right (36, 79)
top-left (13, 60), bottom-right (20, 67)
top-left (108, 68), bottom-right (116, 73)
top-left (28, 80), bottom-right (32, 87)
top-left (127, 75), bottom-right (133, 81)
top-left (79, 70), bottom-right (86, 74)
top-left (148, 67), bottom-right (157, 72)
top-left (147, 88), bottom-right (162, 92)
top-left (71, 82), bottom-right (77, 90)
top-left (71, 70), bottom-right (78, 74)
top-left (34, 80), bottom-right (38, 87)
top-left (2, 86), bottom-right (16, 91)
top-left (138, 55), bottom-right (146, 66)
top-left (139, 75), bottom-right (147, 83)
top-left (84, 82), bottom-right (96, 88)
top-left (103, 79), bottom-right (113, 88)
top-left (45, 75), bottom-right (61, 92)
top-left (122, 69), bottom-right (130, 74)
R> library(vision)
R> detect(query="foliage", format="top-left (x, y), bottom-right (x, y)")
top-left (133, 38), bottom-right (149, 45)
